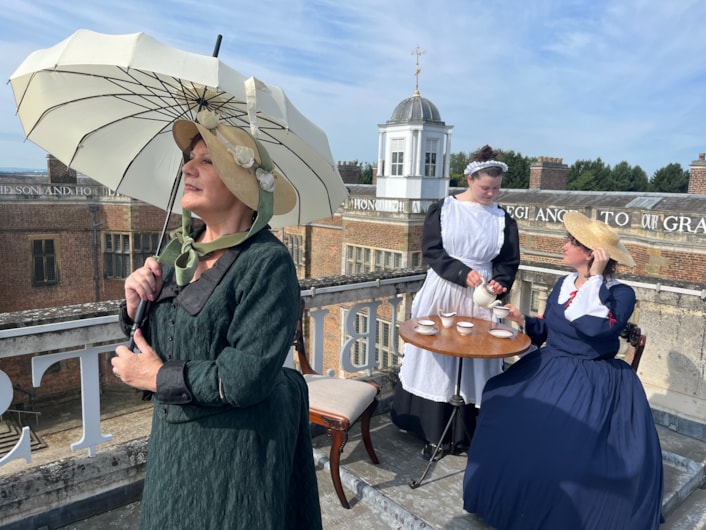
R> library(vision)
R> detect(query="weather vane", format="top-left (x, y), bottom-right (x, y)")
top-left (411, 45), bottom-right (426, 96)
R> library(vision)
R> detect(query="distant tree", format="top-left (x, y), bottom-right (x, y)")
top-left (611, 161), bottom-right (649, 191)
top-left (649, 163), bottom-right (689, 193)
top-left (567, 158), bottom-right (611, 191)
top-left (611, 161), bottom-right (632, 191)
top-left (569, 169), bottom-right (600, 191)
top-left (630, 165), bottom-right (649, 192)
top-left (499, 150), bottom-right (531, 189)
top-left (359, 161), bottom-right (373, 184)
top-left (449, 151), bottom-right (470, 187)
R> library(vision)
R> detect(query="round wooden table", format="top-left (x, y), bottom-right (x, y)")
top-left (398, 315), bottom-right (531, 488)
top-left (399, 315), bottom-right (531, 359)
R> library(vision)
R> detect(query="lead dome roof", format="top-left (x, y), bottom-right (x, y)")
top-left (388, 94), bottom-right (443, 124)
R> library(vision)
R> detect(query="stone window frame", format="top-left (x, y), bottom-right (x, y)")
top-left (103, 232), bottom-right (160, 280)
top-left (345, 245), bottom-right (372, 274)
top-left (345, 245), bottom-right (420, 275)
top-left (30, 236), bottom-right (59, 287)
top-left (391, 138), bottom-right (405, 176)
top-left (284, 233), bottom-right (304, 266)
top-left (424, 138), bottom-right (438, 177)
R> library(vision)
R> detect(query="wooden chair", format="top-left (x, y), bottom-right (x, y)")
top-left (619, 322), bottom-right (647, 372)
top-left (293, 305), bottom-right (380, 509)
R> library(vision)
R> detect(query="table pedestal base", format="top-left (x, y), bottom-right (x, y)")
top-left (409, 392), bottom-right (466, 489)
top-left (399, 316), bottom-right (529, 490)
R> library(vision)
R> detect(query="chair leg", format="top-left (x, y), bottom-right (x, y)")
top-left (328, 429), bottom-right (350, 509)
top-left (359, 400), bottom-right (380, 465)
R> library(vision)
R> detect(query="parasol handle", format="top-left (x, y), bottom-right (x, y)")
top-left (127, 299), bottom-right (149, 351)
top-left (127, 36), bottom-right (222, 353)
top-left (128, 152), bottom-right (184, 353)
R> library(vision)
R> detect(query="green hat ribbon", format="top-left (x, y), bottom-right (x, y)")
top-left (158, 189), bottom-right (273, 286)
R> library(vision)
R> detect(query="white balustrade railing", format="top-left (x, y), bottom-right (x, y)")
top-left (0, 271), bottom-right (425, 467)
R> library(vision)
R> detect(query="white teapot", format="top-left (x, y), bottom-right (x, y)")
top-left (472, 278), bottom-right (498, 307)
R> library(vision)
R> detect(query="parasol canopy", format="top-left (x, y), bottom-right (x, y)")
top-left (9, 29), bottom-right (348, 228)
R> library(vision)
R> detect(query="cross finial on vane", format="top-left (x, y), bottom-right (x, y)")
top-left (411, 45), bottom-right (426, 96)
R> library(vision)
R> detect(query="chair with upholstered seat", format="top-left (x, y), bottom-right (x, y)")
top-left (619, 322), bottom-right (647, 372)
top-left (293, 304), bottom-right (380, 509)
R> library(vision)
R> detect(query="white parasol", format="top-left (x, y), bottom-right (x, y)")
top-left (9, 29), bottom-right (348, 228)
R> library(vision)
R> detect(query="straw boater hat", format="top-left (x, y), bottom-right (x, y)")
top-left (172, 110), bottom-right (297, 216)
top-left (563, 211), bottom-right (636, 267)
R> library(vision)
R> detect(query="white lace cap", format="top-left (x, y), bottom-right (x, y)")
top-left (464, 160), bottom-right (509, 176)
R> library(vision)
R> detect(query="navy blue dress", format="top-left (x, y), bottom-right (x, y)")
top-left (463, 274), bottom-right (663, 530)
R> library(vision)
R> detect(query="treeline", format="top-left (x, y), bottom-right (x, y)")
top-left (449, 148), bottom-right (690, 193)
top-left (350, 150), bottom-right (690, 193)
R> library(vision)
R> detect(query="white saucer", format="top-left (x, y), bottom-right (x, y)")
top-left (488, 328), bottom-right (513, 339)
top-left (415, 326), bottom-right (439, 336)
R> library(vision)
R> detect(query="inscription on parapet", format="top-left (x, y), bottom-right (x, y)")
top-left (0, 185), bottom-right (120, 197)
top-left (504, 205), bottom-right (706, 234)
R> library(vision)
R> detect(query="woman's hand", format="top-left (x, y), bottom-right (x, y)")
top-left (465, 270), bottom-right (483, 288)
top-left (465, 271), bottom-right (507, 295)
top-left (503, 304), bottom-right (525, 326)
top-left (589, 246), bottom-right (610, 277)
top-left (112, 328), bottom-right (163, 392)
top-left (487, 280), bottom-right (508, 295)
top-left (124, 257), bottom-right (163, 320)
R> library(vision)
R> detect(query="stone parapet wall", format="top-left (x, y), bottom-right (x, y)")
top-left (0, 437), bottom-right (148, 529)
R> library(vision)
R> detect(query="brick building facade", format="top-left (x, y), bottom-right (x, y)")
top-left (1, 152), bottom-right (705, 424)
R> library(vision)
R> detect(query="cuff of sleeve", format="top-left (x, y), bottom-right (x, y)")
top-left (457, 266), bottom-right (471, 286)
top-left (118, 300), bottom-right (133, 337)
top-left (156, 361), bottom-right (193, 404)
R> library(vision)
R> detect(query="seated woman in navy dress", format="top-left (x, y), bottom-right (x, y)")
top-left (463, 211), bottom-right (663, 530)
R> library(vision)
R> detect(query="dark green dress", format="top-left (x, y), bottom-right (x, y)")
top-left (123, 229), bottom-right (322, 529)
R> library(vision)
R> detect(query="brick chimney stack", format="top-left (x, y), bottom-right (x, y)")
top-left (688, 153), bottom-right (706, 194)
top-left (46, 154), bottom-right (77, 184)
top-left (529, 156), bottom-right (568, 190)
top-left (337, 161), bottom-right (361, 184)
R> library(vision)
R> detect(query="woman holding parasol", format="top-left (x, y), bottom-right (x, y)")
top-left (111, 110), bottom-right (322, 529)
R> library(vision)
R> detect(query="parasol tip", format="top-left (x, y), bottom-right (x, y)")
top-left (212, 35), bottom-right (223, 58)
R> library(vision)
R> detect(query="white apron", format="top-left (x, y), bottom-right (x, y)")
top-left (399, 196), bottom-right (507, 405)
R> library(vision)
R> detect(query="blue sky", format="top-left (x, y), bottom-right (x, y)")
top-left (2, 0), bottom-right (705, 178)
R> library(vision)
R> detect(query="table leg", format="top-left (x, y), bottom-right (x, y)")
top-left (409, 357), bottom-right (465, 489)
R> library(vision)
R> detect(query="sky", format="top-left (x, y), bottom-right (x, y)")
top-left (2, 0), bottom-right (706, 178)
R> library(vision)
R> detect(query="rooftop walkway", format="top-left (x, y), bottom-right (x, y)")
top-left (2, 389), bottom-right (705, 529)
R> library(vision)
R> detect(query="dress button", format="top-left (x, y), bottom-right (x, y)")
top-left (168, 336), bottom-right (173, 342)
top-left (162, 407), bottom-right (167, 415)
top-left (167, 354), bottom-right (173, 360)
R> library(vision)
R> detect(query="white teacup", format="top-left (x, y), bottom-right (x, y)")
top-left (456, 321), bottom-right (474, 335)
top-left (472, 278), bottom-right (498, 308)
top-left (492, 305), bottom-right (510, 319)
top-left (417, 319), bottom-right (436, 332)
top-left (437, 309), bottom-right (457, 328)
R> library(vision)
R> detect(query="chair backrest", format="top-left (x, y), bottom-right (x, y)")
top-left (293, 301), bottom-right (318, 376)
top-left (619, 322), bottom-right (647, 372)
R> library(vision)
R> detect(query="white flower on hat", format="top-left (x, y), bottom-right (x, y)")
top-left (196, 109), bottom-right (220, 131)
top-left (256, 168), bottom-right (275, 192)
top-left (230, 145), bottom-right (256, 169)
